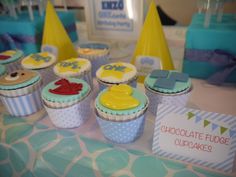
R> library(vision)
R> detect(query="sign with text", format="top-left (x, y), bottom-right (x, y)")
top-left (85, 0), bottom-right (143, 41)
top-left (152, 104), bottom-right (236, 173)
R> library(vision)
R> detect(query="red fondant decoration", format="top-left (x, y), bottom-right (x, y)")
top-left (49, 79), bottom-right (83, 95)
top-left (0, 55), bottom-right (10, 60)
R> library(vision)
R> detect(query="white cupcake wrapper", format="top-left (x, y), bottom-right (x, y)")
top-left (37, 66), bottom-right (57, 87)
top-left (79, 54), bottom-right (109, 77)
top-left (44, 92), bottom-right (92, 128)
top-left (4, 58), bottom-right (23, 73)
top-left (145, 86), bottom-right (192, 116)
top-left (0, 88), bottom-right (43, 117)
top-left (96, 112), bottom-right (146, 144)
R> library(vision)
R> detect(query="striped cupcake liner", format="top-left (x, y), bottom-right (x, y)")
top-left (0, 79), bottom-right (42, 97)
top-left (97, 77), bottom-right (137, 92)
top-left (0, 88), bottom-right (43, 117)
top-left (44, 91), bottom-right (92, 128)
top-left (4, 59), bottom-right (23, 73)
top-left (79, 54), bottom-right (109, 77)
top-left (96, 112), bottom-right (146, 144)
top-left (145, 85), bottom-right (192, 116)
top-left (37, 66), bottom-right (57, 87)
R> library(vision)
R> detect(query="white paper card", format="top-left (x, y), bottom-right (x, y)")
top-left (152, 104), bottom-right (236, 173)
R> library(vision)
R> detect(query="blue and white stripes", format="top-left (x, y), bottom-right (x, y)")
top-left (152, 104), bottom-right (236, 173)
top-left (1, 89), bottom-right (43, 117)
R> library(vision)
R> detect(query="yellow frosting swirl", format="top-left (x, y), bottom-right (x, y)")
top-left (100, 84), bottom-right (140, 110)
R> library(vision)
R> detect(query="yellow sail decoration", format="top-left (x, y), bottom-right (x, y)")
top-left (42, 1), bottom-right (77, 61)
top-left (131, 0), bottom-right (174, 83)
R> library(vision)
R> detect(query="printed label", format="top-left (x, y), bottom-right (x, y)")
top-left (135, 56), bottom-right (161, 77)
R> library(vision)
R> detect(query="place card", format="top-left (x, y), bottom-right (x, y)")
top-left (152, 104), bottom-right (236, 173)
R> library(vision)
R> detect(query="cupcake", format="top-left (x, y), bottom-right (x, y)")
top-left (42, 78), bottom-right (92, 128)
top-left (53, 58), bottom-right (93, 89)
top-left (144, 69), bottom-right (192, 116)
top-left (0, 70), bottom-right (43, 116)
top-left (0, 50), bottom-right (24, 72)
top-left (78, 43), bottom-right (109, 77)
top-left (21, 52), bottom-right (57, 86)
top-left (95, 84), bottom-right (149, 144)
top-left (96, 62), bottom-right (137, 91)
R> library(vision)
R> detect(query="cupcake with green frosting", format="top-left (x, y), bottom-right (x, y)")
top-left (144, 69), bottom-right (192, 115)
top-left (95, 84), bottom-right (149, 144)
top-left (0, 70), bottom-right (43, 116)
top-left (42, 78), bottom-right (92, 128)
top-left (0, 50), bottom-right (24, 72)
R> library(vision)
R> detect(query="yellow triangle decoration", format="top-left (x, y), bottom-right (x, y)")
top-left (42, 1), bottom-right (78, 61)
top-left (131, 0), bottom-right (174, 83)
top-left (204, 120), bottom-right (210, 127)
top-left (220, 126), bottom-right (228, 135)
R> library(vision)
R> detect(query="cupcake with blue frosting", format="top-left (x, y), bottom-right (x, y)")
top-left (95, 84), bottom-right (149, 144)
top-left (78, 43), bottom-right (109, 77)
top-left (0, 50), bottom-right (24, 72)
top-left (144, 69), bottom-right (192, 115)
top-left (0, 70), bottom-right (43, 116)
top-left (42, 78), bottom-right (92, 128)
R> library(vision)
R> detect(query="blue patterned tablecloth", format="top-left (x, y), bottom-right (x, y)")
top-left (0, 111), bottom-right (233, 177)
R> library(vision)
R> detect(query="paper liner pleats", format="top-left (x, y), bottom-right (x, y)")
top-left (4, 59), bottom-right (23, 73)
top-left (145, 85), bottom-right (191, 116)
top-left (0, 89), bottom-right (43, 117)
top-left (37, 66), bottom-right (57, 87)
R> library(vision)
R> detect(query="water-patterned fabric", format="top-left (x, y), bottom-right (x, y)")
top-left (0, 113), bottom-right (232, 177)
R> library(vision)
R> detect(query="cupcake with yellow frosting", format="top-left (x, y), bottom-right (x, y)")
top-left (21, 52), bottom-right (57, 86)
top-left (96, 62), bottom-right (137, 91)
top-left (95, 84), bottom-right (149, 144)
top-left (78, 43), bottom-right (109, 77)
top-left (0, 50), bottom-right (24, 72)
top-left (53, 58), bottom-right (93, 88)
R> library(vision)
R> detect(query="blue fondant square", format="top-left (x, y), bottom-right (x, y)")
top-left (150, 70), bottom-right (169, 78)
top-left (169, 72), bottom-right (189, 82)
top-left (154, 78), bottom-right (175, 89)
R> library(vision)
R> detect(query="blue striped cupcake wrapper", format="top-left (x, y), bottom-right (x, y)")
top-left (97, 77), bottom-right (137, 92)
top-left (79, 71), bottom-right (93, 90)
top-left (145, 86), bottom-right (191, 116)
top-left (96, 113), bottom-right (146, 144)
top-left (44, 91), bottom-right (92, 128)
top-left (79, 54), bottom-right (109, 77)
top-left (0, 88), bottom-right (43, 117)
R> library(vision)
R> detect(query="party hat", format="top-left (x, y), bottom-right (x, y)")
top-left (42, 1), bottom-right (77, 61)
top-left (131, 0), bottom-right (174, 83)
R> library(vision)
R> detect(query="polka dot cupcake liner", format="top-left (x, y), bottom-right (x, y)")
top-left (44, 91), bottom-right (92, 128)
top-left (145, 85), bottom-right (192, 116)
top-left (96, 112), bottom-right (147, 144)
